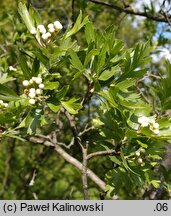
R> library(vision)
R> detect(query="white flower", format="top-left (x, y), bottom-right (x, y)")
top-left (153, 122), bottom-right (159, 129)
top-left (137, 158), bottom-right (143, 164)
top-left (29, 88), bottom-right (36, 93)
top-left (54, 21), bottom-right (63, 30)
top-left (42, 32), bottom-right (51, 40)
top-left (153, 129), bottom-right (159, 135)
top-left (28, 92), bottom-right (36, 98)
top-left (36, 88), bottom-right (43, 95)
top-left (35, 77), bottom-right (42, 84)
top-left (3, 103), bottom-right (8, 108)
top-left (22, 80), bottom-right (29, 86)
top-left (29, 98), bottom-right (36, 105)
top-left (0, 100), bottom-right (4, 104)
top-left (30, 28), bottom-right (37, 35)
top-left (47, 23), bottom-right (54, 29)
top-left (9, 66), bottom-right (17, 71)
top-left (39, 83), bottom-right (44, 89)
top-left (37, 25), bottom-right (46, 34)
top-left (138, 116), bottom-right (150, 127)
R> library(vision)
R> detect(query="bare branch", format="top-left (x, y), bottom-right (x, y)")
top-left (88, 0), bottom-right (171, 24)
top-left (79, 126), bottom-right (94, 137)
top-left (54, 142), bottom-right (106, 191)
top-left (87, 149), bottom-right (119, 160)
top-left (29, 135), bottom-right (107, 192)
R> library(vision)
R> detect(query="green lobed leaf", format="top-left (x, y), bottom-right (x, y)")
top-left (55, 85), bottom-right (69, 101)
top-left (47, 103), bottom-right (60, 113)
top-left (61, 98), bottom-right (82, 115)
top-left (64, 11), bottom-right (89, 39)
top-left (18, 2), bottom-right (35, 33)
top-left (44, 81), bottom-right (59, 90)
top-left (98, 66), bottom-right (119, 81)
top-left (68, 49), bottom-right (85, 72)
top-left (0, 74), bottom-right (15, 84)
top-left (85, 22), bottom-right (95, 44)
top-left (19, 54), bottom-right (32, 79)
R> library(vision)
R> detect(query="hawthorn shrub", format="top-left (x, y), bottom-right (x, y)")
top-left (0, 3), bottom-right (171, 199)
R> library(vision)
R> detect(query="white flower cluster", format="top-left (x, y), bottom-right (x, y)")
top-left (0, 100), bottom-right (8, 109)
top-left (138, 116), bottom-right (159, 134)
top-left (22, 77), bottom-right (44, 105)
top-left (37, 20), bottom-right (63, 41)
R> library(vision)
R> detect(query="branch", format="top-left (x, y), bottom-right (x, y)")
top-left (136, 85), bottom-right (150, 104)
top-left (81, 142), bottom-right (89, 200)
top-left (87, 149), bottom-right (119, 160)
top-left (29, 135), bottom-right (107, 192)
top-left (88, 0), bottom-right (171, 24)
top-left (79, 125), bottom-right (94, 137)
top-left (61, 108), bottom-right (82, 147)
top-left (81, 80), bottom-right (94, 107)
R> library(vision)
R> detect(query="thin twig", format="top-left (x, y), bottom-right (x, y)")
top-left (81, 80), bottom-right (94, 107)
top-left (79, 126), bottom-right (94, 137)
top-left (87, 149), bottom-right (119, 160)
top-left (88, 0), bottom-right (171, 24)
top-left (136, 86), bottom-right (150, 104)
top-left (61, 108), bottom-right (81, 145)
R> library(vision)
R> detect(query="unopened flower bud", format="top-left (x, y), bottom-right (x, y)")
top-left (137, 158), bottom-right (143, 164)
top-left (22, 80), bottom-right (29, 86)
top-left (29, 98), bottom-right (36, 105)
top-left (140, 148), bottom-right (145, 154)
top-left (39, 83), bottom-right (44, 89)
top-left (37, 25), bottom-right (46, 34)
top-left (29, 88), bottom-right (36, 93)
top-left (153, 122), bottom-right (159, 129)
top-left (48, 27), bottom-right (55, 33)
top-left (135, 151), bottom-right (140, 157)
top-left (153, 129), bottom-right (159, 134)
top-left (35, 77), bottom-right (42, 84)
top-left (42, 32), bottom-right (51, 40)
top-left (36, 88), bottom-right (43, 95)
top-left (47, 23), bottom-right (54, 29)
top-left (54, 21), bottom-right (63, 30)
top-left (28, 92), bottom-right (36, 98)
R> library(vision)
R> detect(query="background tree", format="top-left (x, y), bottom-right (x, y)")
top-left (0, 0), bottom-right (171, 200)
